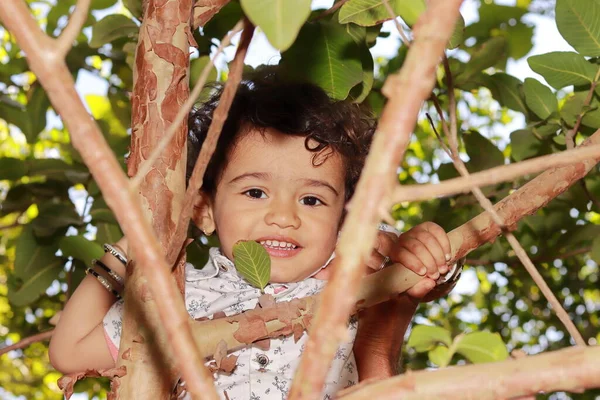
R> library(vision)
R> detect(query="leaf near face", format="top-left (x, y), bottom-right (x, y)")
top-left (232, 240), bottom-right (271, 291)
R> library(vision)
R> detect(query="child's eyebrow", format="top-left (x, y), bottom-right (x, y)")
top-left (298, 179), bottom-right (339, 197)
top-left (228, 172), bottom-right (271, 184)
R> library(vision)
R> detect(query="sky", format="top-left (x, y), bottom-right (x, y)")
top-left (4, 1), bottom-right (577, 399)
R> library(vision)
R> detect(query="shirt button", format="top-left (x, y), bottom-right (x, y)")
top-left (256, 354), bottom-right (269, 366)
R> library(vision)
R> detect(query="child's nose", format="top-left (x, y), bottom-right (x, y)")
top-left (264, 200), bottom-right (301, 229)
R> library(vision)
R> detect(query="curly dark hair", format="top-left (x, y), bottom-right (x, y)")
top-left (186, 69), bottom-right (376, 201)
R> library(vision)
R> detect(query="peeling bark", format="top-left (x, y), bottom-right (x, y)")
top-left (117, 0), bottom-right (219, 398)
top-left (335, 346), bottom-right (600, 399)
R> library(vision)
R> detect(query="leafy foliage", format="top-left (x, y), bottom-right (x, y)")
top-left (1, 0), bottom-right (599, 399)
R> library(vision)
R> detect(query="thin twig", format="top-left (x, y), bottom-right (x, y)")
top-left (393, 139), bottom-right (600, 203)
top-left (313, 0), bottom-right (350, 21)
top-left (0, 330), bottom-right (54, 355)
top-left (130, 20), bottom-right (244, 190)
top-left (566, 67), bottom-right (600, 150)
top-left (425, 112), bottom-right (452, 156)
top-left (287, 2), bottom-right (464, 398)
top-left (438, 49), bottom-right (586, 346)
top-left (166, 20), bottom-right (254, 265)
top-left (382, 0), bottom-right (411, 47)
top-left (56, 0), bottom-right (91, 57)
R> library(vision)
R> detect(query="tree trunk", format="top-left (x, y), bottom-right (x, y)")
top-left (115, 0), bottom-right (194, 397)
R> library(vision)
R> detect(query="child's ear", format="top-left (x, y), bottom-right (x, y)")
top-left (191, 192), bottom-right (216, 235)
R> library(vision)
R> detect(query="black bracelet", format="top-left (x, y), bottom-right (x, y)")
top-left (93, 259), bottom-right (125, 286)
top-left (86, 267), bottom-right (122, 300)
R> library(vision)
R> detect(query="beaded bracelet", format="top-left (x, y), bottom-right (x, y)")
top-left (86, 267), bottom-right (122, 300)
top-left (103, 243), bottom-right (127, 266)
top-left (92, 259), bottom-right (125, 286)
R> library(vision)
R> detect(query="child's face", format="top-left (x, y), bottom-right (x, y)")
top-left (206, 128), bottom-right (346, 282)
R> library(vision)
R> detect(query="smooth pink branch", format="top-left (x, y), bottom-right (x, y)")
top-left (56, 0), bottom-right (91, 57)
top-left (287, 1), bottom-right (464, 398)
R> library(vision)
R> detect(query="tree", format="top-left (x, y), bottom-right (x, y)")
top-left (0, 0), bottom-right (599, 399)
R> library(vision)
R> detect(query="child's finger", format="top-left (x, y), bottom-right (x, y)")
top-left (406, 278), bottom-right (436, 299)
top-left (411, 222), bottom-right (452, 261)
top-left (365, 249), bottom-right (388, 273)
top-left (390, 247), bottom-right (428, 276)
top-left (403, 229), bottom-right (447, 271)
top-left (397, 237), bottom-right (439, 279)
top-left (373, 230), bottom-right (396, 258)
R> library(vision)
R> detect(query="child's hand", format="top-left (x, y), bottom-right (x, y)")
top-left (389, 222), bottom-right (452, 300)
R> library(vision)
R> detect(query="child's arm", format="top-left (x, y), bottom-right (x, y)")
top-left (354, 222), bottom-right (452, 380)
top-left (48, 237), bottom-right (128, 374)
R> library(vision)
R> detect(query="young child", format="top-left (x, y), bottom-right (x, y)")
top-left (49, 71), bottom-right (453, 399)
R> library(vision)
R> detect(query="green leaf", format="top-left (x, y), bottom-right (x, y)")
top-left (528, 52), bottom-right (598, 89)
top-left (27, 85), bottom-right (50, 143)
top-left (27, 158), bottom-right (89, 183)
top-left (349, 43), bottom-right (374, 103)
top-left (510, 129), bottom-right (542, 161)
top-left (0, 158), bottom-right (27, 181)
top-left (447, 13), bottom-right (465, 49)
top-left (523, 78), bottom-right (557, 120)
top-left (455, 331), bottom-right (509, 363)
top-left (90, 15), bottom-right (138, 48)
top-left (484, 73), bottom-right (528, 115)
top-left (95, 223), bottom-right (122, 245)
top-left (241, 0), bottom-right (311, 51)
top-left (463, 131), bottom-right (505, 172)
top-left (428, 345), bottom-right (451, 367)
top-left (232, 240), bottom-right (271, 290)
top-left (31, 203), bottom-right (82, 237)
top-left (60, 236), bottom-right (104, 265)
top-left (8, 258), bottom-right (63, 307)
top-left (505, 22), bottom-right (534, 60)
top-left (407, 325), bottom-right (452, 352)
top-left (203, 1), bottom-right (244, 40)
top-left (91, 0), bottom-right (118, 10)
top-left (556, 0), bottom-right (600, 57)
top-left (189, 56), bottom-right (218, 88)
top-left (281, 20), bottom-right (363, 100)
top-left (454, 37), bottom-right (508, 87)
top-left (14, 225), bottom-right (59, 279)
top-left (338, 0), bottom-right (425, 27)
top-left (560, 91), bottom-right (600, 129)
top-left (123, 0), bottom-right (143, 20)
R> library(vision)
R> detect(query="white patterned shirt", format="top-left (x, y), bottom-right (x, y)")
top-left (103, 247), bottom-right (358, 399)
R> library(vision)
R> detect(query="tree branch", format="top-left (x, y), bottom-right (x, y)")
top-left (466, 245), bottom-right (592, 267)
top-left (0, 2), bottom-right (219, 399)
top-left (336, 345), bottom-right (600, 399)
top-left (565, 66), bottom-right (600, 150)
top-left (382, 0), bottom-right (411, 47)
top-left (437, 48), bottom-right (585, 346)
top-left (130, 20), bottom-right (244, 190)
top-left (56, 0), bottom-right (91, 57)
top-left (393, 139), bottom-right (600, 203)
top-left (0, 330), bottom-right (54, 356)
top-left (166, 20), bottom-right (255, 266)
top-left (192, 0), bottom-right (230, 29)
top-left (287, 2), bottom-right (464, 398)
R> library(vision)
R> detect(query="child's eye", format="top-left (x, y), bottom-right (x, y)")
top-left (244, 189), bottom-right (267, 199)
top-left (300, 196), bottom-right (324, 206)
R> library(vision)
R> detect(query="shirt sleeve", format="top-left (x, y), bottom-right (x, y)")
top-left (102, 299), bottom-right (124, 362)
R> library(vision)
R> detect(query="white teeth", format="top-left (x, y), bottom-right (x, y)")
top-left (259, 240), bottom-right (298, 250)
